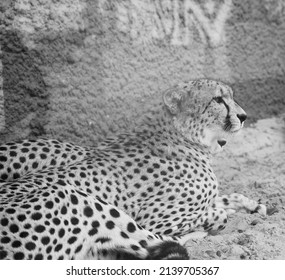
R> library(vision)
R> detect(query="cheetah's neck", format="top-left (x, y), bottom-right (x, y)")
top-left (135, 105), bottom-right (212, 163)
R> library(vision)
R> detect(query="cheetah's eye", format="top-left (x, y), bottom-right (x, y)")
top-left (213, 96), bottom-right (223, 104)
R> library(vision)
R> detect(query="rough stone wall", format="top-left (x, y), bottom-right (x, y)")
top-left (0, 0), bottom-right (285, 145)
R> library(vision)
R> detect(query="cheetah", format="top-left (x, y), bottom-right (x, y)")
top-left (0, 79), bottom-right (273, 260)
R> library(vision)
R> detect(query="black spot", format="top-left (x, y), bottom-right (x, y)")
top-left (71, 155), bottom-right (77, 160)
top-left (9, 151), bottom-right (17, 157)
top-left (96, 238), bottom-right (111, 246)
top-left (46, 213), bottom-right (52, 219)
top-left (110, 208), bottom-right (120, 218)
top-left (168, 166), bottom-right (174, 172)
top-left (12, 240), bottom-right (22, 248)
top-left (22, 224), bottom-right (30, 231)
top-left (92, 221), bottom-right (100, 228)
top-left (25, 242), bottom-right (36, 251)
top-left (45, 201), bottom-right (54, 209)
top-left (14, 252), bottom-right (25, 260)
top-left (106, 221), bottom-right (115, 230)
top-left (131, 245), bottom-right (140, 251)
top-left (57, 180), bottom-right (66, 186)
top-left (31, 212), bottom-right (42, 220)
top-left (46, 246), bottom-right (52, 254)
top-left (13, 162), bottom-right (21, 169)
top-left (68, 236), bottom-right (77, 244)
top-left (28, 153), bottom-right (36, 159)
top-left (42, 192), bottom-right (50, 197)
top-left (20, 231), bottom-right (29, 238)
top-left (0, 155), bottom-right (8, 161)
top-left (163, 229), bottom-right (173, 235)
top-left (95, 196), bottom-right (108, 205)
top-left (19, 157), bottom-right (26, 163)
top-left (127, 222), bottom-right (136, 233)
top-left (125, 161), bottom-right (132, 166)
top-left (71, 217), bottom-right (79, 225)
top-left (1, 218), bottom-right (9, 226)
top-left (61, 206), bottom-right (67, 215)
top-left (32, 162), bottom-right (39, 169)
top-left (54, 244), bottom-right (63, 252)
top-left (35, 225), bottom-right (45, 233)
top-left (41, 236), bottom-right (50, 245)
top-left (10, 224), bottom-right (19, 233)
top-left (70, 195), bottom-right (78, 205)
top-left (6, 208), bottom-right (16, 214)
top-left (141, 175), bottom-right (148, 181)
top-left (32, 235), bottom-right (38, 241)
top-left (34, 205), bottom-right (41, 211)
top-left (218, 225), bottom-right (225, 230)
top-left (72, 228), bottom-right (81, 234)
top-left (75, 244), bottom-right (83, 253)
top-left (42, 147), bottom-right (50, 153)
top-left (94, 202), bottom-right (103, 211)
top-left (58, 228), bottom-right (65, 238)
top-left (88, 228), bottom-right (98, 236)
top-left (52, 218), bottom-right (61, 225)
top-left (1, 237), bottom-right (11, 243)
top-left (40, 154), bottom-right (47, 160)
top-left (222, 198), bottom-right (229, 206)
top-left (134, 183), bottom-right (141, 188)
top-left (139, 240), bottom-right (147, 248)
top-left (35, 254), bottom-right (43, 260)
top-left (1, 173), bottom-right (8, 180)
top-left (76, 189), bottom-right (88, 197)
top-left (83, 206), bottom-right (93, 217)
top-left (121, 231), bottom-right (129, 239)
top-left (133, 168), bottom-right (140, 174)
top-left (0, 250), bottom-right (8, 259)
top-left (58, 191), bottom-right (65, 199)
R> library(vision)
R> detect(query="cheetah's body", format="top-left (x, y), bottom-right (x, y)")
top-left (0, 79), bottom-right (268, 260)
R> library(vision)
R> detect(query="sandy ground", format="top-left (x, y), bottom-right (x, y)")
top-left (185, 116), bottom-right (285, 259)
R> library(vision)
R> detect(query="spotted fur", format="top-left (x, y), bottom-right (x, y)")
top-left (0, 79), bottom-right (268, 260)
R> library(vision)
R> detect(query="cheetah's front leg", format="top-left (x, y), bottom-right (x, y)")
top-left (213, 193), bottom-right (276, 216)
top-left (169, 207), bottom-right (229, 237)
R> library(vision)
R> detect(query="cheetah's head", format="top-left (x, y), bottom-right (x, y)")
top-left (163, 79), bottom-right (246, 153)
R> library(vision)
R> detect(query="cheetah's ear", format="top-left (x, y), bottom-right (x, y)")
top-left (163, 87), bottom-right (186, 115)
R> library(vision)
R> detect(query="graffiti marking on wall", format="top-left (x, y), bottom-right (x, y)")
top-left (109, 0), bottom-right (232, 47)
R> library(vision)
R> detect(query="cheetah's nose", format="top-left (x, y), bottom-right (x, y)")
top-left (217, 139), bottom-right (227, 147)
top-left (237, 113), bottom-right (247, 123)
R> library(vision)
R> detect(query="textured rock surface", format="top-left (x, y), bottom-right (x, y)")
top-left (0, 0), bottom-right (285, 144)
